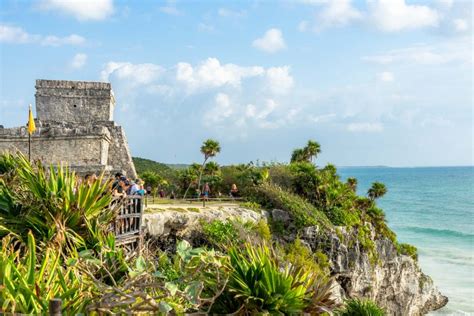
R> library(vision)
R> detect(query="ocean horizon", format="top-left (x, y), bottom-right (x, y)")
top-left (339, 166), bottom-right (474, 315)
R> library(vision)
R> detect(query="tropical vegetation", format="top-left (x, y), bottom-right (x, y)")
top-left (0, 135), bottom-right (413, 314)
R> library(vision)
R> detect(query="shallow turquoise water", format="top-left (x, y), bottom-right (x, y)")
top-left (338, 167), bottom-right (474, 315)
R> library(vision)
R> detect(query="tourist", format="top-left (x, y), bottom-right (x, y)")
top-left (170, 190), bottom-right (175, 199)
top-left (112, 175), bottom-right (129, 197)
top-left (146, 185), bottom-right (152, 195)
top-left (230, 183), bottom-right (238, 198)
top-left (128, 179), bottom-right (140, 195)
top-left (136, 180), bottom-right (146, 196)
top-left (203, 183), bottom-right (210, 200)
top-left (159, 189), bottom-right (165, 198)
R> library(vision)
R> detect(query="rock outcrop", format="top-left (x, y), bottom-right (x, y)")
top-left (300, 225), bottom-right (448, 315)
top-left (142, 205), bottom-right (447, 315)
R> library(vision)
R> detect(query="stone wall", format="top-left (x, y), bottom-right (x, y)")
top-left (108, 125), bottom-right (137, 179)
top-left (0, 79), bottom-right (137, 178)
top-left (35, 79), bottom-right (114, 124)
top-left (0, 133), bottom-right (110, 168)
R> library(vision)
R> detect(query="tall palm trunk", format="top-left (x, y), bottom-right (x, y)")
top-left (183, 158), bottom-right (207, 199)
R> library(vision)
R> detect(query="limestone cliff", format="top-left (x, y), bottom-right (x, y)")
top-left (142, 205), bottom-right (447, 315)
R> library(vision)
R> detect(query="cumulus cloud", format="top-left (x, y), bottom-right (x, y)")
top-left (38, 0), bottom-right (114, 21)
top-left (99, 58), bottom-right (298, 133)
top-left (266, 66), bottom-right (294, 94)
top-left (205, 93), bottom-right (234, 123)
top-left (0, 24), bottom-right (85, 46)
top-left (101, 62), bottom-right (164, 85)
top-left (71, 53), bottom-right (87, 69)
top-left (377, 71), bottom-right (394, 82)
top-left (347, 122), bottom-right (384, 132)
top-left (252, 28), bottom-right (286, 53)
top-left (0, 25), bottom-right (32, 43)
top-left (176, 58), bottom-right (264, 92)
top-left (368, 0), bottom-right (439, 32)
top-left (297, 0), bottom-right (362, 31)
top-left (318, 0), bottom-right (362, 28)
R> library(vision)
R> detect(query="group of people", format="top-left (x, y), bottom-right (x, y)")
top-left (111, 173), bottom-right (146, 197)
top-left (80, 172), bottom-right (240, 200)
top-left (195, 183), bottom-right (239, 200)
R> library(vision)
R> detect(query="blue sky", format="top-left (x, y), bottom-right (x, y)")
top-left (0, 0), bottom-right (472, 166)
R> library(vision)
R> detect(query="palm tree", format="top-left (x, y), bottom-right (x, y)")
top-left (347, 177), bottom-right (358, 193)
top-left (290, 148), bottom-right (306, 163)
top-left (204, 161), bottom-right (220, 176)
top-left (183, 139), bottom-right (221, 198)
top-left (367, 182), bottom-right (387, 200)
top-left (304, 140), bottom-right (321, 162)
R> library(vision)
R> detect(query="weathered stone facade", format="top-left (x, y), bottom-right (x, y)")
top-left (0, 79), bottom-right (137, 178)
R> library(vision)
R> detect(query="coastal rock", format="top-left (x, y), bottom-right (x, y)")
top-left (302, 226), bottom-right (448, 315)
top-left (142, 206), bottom-right (447, 315)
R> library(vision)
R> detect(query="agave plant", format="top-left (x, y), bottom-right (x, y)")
top-left (0, 152), bottom-right (115, 252)
top-left (226, 242), bottom-right (328, 314)
top-left (0, 232), bottom-right (94, 314)
top-left (336, 298), bottom-right (386, 316)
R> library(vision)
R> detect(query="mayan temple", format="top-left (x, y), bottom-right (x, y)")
top-left (0, 79), bottom-right (137, 178)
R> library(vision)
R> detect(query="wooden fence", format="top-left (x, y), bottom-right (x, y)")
top-left (111, 195), bottom-right (144, 252)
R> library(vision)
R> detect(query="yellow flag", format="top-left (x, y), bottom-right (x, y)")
top-left (28, 104), bottom-right (36, 135)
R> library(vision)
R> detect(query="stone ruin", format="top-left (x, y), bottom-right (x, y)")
top-left (0, 79), bottom-right (137, 178)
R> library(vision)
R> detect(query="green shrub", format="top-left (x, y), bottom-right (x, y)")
top-left (0, 153), bottom-right (114, 252)
top-left (226, 243), bottom-right (319, 314)
top-left (326, 206), bottom-right (361, 226)
top-left (0, 232), bottom-right (95, 314)
top-left (239, 201), bottom-right (261, 212)
top-left (336, 298), bottom-right (386, 316)
top-left (397, 243), bottom-right (418, 261)
top-left (252, 183), bottom-right (332, 229)
top-left (284, 238), bottom-right (330, 275)
top-left (201, 220), bottom-right (239, 247)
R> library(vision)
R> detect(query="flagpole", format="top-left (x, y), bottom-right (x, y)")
top-left (27, 104), bottom-right (36, 163)
top-left (28, 132), bottom-right (31, 162)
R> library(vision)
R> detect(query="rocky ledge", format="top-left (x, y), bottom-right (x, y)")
top-left (142, 205), bottom-right (447, 315)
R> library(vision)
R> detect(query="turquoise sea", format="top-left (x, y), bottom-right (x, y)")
top-left (338, 167), bottom-right (474, 315)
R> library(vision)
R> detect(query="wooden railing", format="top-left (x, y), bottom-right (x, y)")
top-left (111, 195), bottom-right (144, 252)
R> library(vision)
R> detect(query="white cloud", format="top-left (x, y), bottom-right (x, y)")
top-left (206, 93), bottom-right (234, 123)
top-left (266, 66), bottom-right (294, 94)
top-left (453, 19), bottom-right (468, 32)
top-left (252, 28), bottom-right (286, 53)
top-left (318, 0), bottom-right (363, 28)
top-left (218, 8), bottom-right (246, 17)
top-left (41, 34), bottom-right (85, 46)
top-left (101, 62), bottom-right (164, 85)
top-left (309, 113), bottom-right (337, 123)
top-left (0, 25), bottom-right (32, 43)
top-left (245, 99), bottom-right (281, 129)
top-left (0, 24), bottom-right (85, 46)
top-left (176, 58), bottom-right (264, 92)
top-left (362, 43), bottom-right (470, 65)
top-left (39, 0), bottom-right (114, 21)
top-left (368, 0), bottom-right (439, 32)
top-left (347, 122), bottom-right (384, 132)
top-left (298, 0), bottom-right (362, 31)
top-left (378, 71), bottom-right (394, 82)
top-left (71, 53), bottom-right (87, 69)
